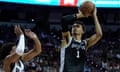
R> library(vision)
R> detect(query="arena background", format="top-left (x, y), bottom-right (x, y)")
top-left (0, 0), bottom-right (120, 72)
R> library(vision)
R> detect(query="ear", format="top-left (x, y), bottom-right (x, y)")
top-left (82, 27), bottom-right (85, 34)
top-left (71, 29), bottom-right (73, 35)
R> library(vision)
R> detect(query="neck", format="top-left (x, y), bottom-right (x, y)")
top-left (72, 34), bottom-right (82, 41)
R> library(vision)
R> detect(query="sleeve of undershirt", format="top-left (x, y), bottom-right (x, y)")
top-left (61, 14), bottom-right (77, 32)
top-left (16, 34), bottom-right (25, 56)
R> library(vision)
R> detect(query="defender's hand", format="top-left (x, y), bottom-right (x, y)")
top-left (14, 25), bottom-right (23, 37)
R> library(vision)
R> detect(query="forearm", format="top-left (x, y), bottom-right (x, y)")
top-left (62, 13), bottom-right (84, 22)
top-left (62, 14), bottom-right (76, 32)
top-left (32, 37), bottom-right (41, 53)
top-left (93, 15), bottom-right (102, 36)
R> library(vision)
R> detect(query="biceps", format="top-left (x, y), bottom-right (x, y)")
top-left (87, 34), bottom-right (102, 48)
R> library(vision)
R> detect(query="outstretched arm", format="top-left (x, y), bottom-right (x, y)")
top-left (22, 29), bottom-right (42, 62)
top-left (86, 8), bottom-right (103, 50)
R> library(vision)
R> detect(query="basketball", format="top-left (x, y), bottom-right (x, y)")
top-left (79, 1), bottom-right (95, 16)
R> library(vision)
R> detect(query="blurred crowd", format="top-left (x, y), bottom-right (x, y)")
top-left (0, 24), bottom-right (120, 72)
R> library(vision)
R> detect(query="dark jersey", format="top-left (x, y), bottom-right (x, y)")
top-left (60, 37), bottom-right (87, 72)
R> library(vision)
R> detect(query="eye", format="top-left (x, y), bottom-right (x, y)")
top-left (76, 25), bottom-right (80, 27)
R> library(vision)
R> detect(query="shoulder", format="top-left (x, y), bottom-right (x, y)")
top-left (82, 39), bottom-right (88, 45)
top-left (81, 39), bottom-right (88, 51)
top-left (61, 37), bottom-right (72, 48)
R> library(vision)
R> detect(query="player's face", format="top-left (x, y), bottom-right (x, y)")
top-left (72, 24), bottom-right (84, 35)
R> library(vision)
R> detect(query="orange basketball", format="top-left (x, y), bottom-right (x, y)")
top-left (79, 1), bottom-right (95, 16)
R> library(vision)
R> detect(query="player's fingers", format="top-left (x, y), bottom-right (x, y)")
top-left (15, 25), bottom-right (18, 30)
top-left (14, 25), bottom-right (18, 33)
top-left (17, 25), bottom-right (21, 30)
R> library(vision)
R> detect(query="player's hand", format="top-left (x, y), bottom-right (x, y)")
top-left (78, 8), bottom-right (85, 17)
top-left (14, 25), bottom-right (23, 37)
top-left (24, 29), bottom-right (38, 39)
top-left (78, 8), bottom-right (91, 17)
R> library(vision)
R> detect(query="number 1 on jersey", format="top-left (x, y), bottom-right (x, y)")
top-left (76, 50), bottom-right (80, 58)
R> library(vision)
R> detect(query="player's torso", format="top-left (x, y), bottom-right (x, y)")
top-left (64, 38), bottom-right (87, 72)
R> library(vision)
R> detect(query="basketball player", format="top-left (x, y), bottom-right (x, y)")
top-left (60, 7), bottom-right (102, 72)
top-left (0, 25), bottom-right (42, 72)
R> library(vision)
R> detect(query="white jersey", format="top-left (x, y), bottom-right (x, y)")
top-left (11, 59), bottom-right (24, 72)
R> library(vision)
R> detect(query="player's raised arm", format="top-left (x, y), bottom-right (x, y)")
top-left (86, 8), bottom-right (103, 49)
top-left (21, 29), bottom-right (42, 62)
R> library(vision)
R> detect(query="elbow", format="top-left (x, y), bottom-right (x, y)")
top-left (34, 49), bottom-right (42, 56)
top-left (96, 32), bottom-right (103, 38)
top-left (99, 32), bottom-right (103, 37)
top-left (36, 45), bottom-right (42, 55)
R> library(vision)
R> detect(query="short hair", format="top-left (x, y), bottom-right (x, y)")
top-left (0, 42), bottom-right (15, 60)
top-left (73, 20), bottom-right (85, 31)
